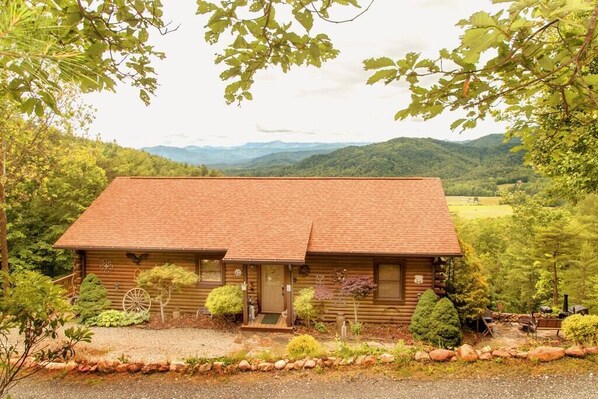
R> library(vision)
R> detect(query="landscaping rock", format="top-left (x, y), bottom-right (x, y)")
top-left (528, 346), bottom-right (565, 362)
top-left (65, 361), bottom-right (77, 372)
top-left (98, 361), bottom-right (115, 373)
top-left (170, 360), bottom-right (187, 372)
top-left (323, 359), bottom-right (334, 367)
top-left (258, 362), bottom-right (274, 372)
top-left (362, 355), bottom-right (377, 367)
top-left (379, 353), bottom-right (395, 363)
top-left (45, 362), bottom-right (67, 371)
top-left (274, 360), bottom-right (287, 370)
top-left (127, 363), bottom-right (141, 373)
top-left (481, 346), bottom-right (492, 353)
top-left (77, 364), bottom-right (91, 373)
top-left (213, 362), bottom-right (224, 373)
top-left (355, 355), bottom-right (367, 365)
top-left (293, 360), bottom-right (305, 370)
top-left (565, 346), bottom-right (586, 359)
top-left (115, 364), bottom-right (129, 373)
top-left (479, 353), bottom-right (492, 361)
top-left (89, 364), bottom-right (98, 373)
top-left (450, 356), bottom-right (458, 362)
top-left (304, 359), bottom-right (317, 369)
top-left (414, 351), bottom-right (430, 362)
top-left (585, 347), bottom-right (598, 355)
top-left (285, 362), bottom-right (294, 370)
top-left (429, 349), bottom-right (455, 362)
top-left (457, 344), bottom-right (478, 362)
top-left (238, 360), bottom-right (251, 371)
top-left (492, 349), bottom-right (511, 358)
top-left (516, 352), bottom-right (528, 359)
top-left (198, 363), bottom-right (212, 373)
top-left (141, 364), bottom-right (160, 374)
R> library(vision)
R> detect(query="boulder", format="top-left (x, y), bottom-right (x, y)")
top-left (141, 364), bottom-right (160, 374)
top-left (198, 363), bottom-right (212, 373)
top-left (480, 346), bottom-right (493, 353)
top-left (77, 364), bottom-right (91, 373)
top-left (127, 363), bottom-right (141, 373)
top-left (293, 360), bottom-right (305, 370)
top-left (478, 353), bottom-right (492, 361)
top-left (170, 360), bottom-right (187, 372)
top-left (238, 360), bottom-right (251, 371)
top-left (528, 346), bottom-right (565, 362)
top-left (158, 362), bottom-right (170, 372)
top-left (97, 361), bottom-right (115, 373)
top-left (213, 362), bottom-right (224, 373)
top-left (379, 353), bottom-right (395, 363)
top-left (456, 344), bottom-right (478, 362)
top-left (355, 355), bottom-right (367, 365)
top-left (515, 352), bottom-right (528, 359)
top-left (362, 355), bottom-right (377, 367)
top-left (491, 349), bottom-right (511, 358)
top-left (274, 360), bottom-right (287, 370)
top-left (115, 364), bottom-right (129, 373)
top-left (585, 347), bottom-right (598, 355)
top-left (258, 362), bottom-right (274, 372)
top-left (565, 346), bottom-right (586, 359)
top-left (45, 362), bottom-right (67, 371)
top-left (303, 359), bottom-right (317, 369)
top-left (414, 351), bottom-right (430, 362)
top-left (429, 349), bottom-right (455, 362)
top-left (285, 363), bottom-right (295, 371)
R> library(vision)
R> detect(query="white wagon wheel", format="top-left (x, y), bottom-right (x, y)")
top-left (122, 288), bottom-right (151, 313)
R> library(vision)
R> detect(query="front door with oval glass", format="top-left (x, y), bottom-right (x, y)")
top-left (260, 264), bottom-right (285, 313)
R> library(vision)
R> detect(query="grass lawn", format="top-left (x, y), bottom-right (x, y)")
top-left (446, 196), bottom-right (512, 219)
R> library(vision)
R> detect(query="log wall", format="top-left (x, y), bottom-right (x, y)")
top-left (84, 251), bottom-right (433, 323)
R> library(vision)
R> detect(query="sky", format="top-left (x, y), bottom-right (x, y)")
top-left (83, 0), bottom-right (505, 149)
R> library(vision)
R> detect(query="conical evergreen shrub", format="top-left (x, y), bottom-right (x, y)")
top-left (409, 289), bottom-right (438, 340)
top-left (76, 274), bottom-right (111, 322)
top-left (427, 297), bottom-right (462, 348)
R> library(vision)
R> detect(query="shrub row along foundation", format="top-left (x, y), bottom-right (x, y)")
top-left (33, 344), bottom-right (598, 375)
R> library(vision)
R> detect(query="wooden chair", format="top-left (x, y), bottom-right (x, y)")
top-left (482, 310), bottom-right (496, 337)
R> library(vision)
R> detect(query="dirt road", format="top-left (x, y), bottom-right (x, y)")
top-left (8, 371), bottom-right (597, 399)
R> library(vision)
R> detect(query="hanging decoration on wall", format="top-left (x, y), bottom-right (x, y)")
top-left (299, 265), bottom-right (310, 277)
top-left (100, 259), bottom-right (113, 272)
top-left (126, 252), bottom-right (149, 265)
top-left (333, 268), bottom-right (347, 285)
top-left (315, 274), bottom-right (325, 285)
top-left (234, 268), bottom-right (242, 277)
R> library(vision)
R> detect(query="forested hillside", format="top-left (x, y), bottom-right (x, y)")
top-left (230, 134), bottom-right (538, 196)
top-left (7, 132), bottom-right (219, 278)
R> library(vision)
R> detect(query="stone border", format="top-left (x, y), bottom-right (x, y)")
top-left (34, 345), bottom-right (598, 375)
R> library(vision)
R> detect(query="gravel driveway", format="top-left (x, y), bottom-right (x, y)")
top-left (7, 325), bottom-right (245, 363)
top-left (7, 371), bottom-right (598, 399)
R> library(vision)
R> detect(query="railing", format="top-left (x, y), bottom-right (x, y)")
top-left (53, 273), bottom-right (76, 297)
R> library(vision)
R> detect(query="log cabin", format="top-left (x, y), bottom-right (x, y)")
top-left (54, 177), bottom-right (461, 331)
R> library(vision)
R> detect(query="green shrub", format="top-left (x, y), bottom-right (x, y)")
top-left (86, 310), bottom-right (149, 327)
top-left (427, 297), bottom-right (462, 348)
top-left (350, 321), bottom-right (363, 337)
top-left (562, 314), bottom-right (598, 345)
top-left (76, 274), bottom-right (111, 322)
top-left (409, 289), bottom-right (438, 340)
top-left (314, 321), bottom-right (328, 333)
top-left (205, 285), bottom-right (243, 316)
top-left (286, 334), bottom-right (323, 359)
top-left (294, 287), bottom-right (318, 326)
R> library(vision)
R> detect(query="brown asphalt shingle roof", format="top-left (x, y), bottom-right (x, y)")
top-left (54, 177), bottom-right (461, 262)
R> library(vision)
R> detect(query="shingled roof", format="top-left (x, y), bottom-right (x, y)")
top-left (54, 177), bottom-right (461, 262)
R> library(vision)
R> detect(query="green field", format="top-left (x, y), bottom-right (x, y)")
top-left (446, 196), bottom-right (512, 219)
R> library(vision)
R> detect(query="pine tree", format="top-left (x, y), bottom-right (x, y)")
top-left (408, 289), bottom-right (438, 341)
top-left (76, 274), bottom-right (111, 322)
top-left (427, 298), bottom-right (462, 348)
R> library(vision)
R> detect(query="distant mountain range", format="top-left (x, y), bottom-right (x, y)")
top-left (142, 141), bottom-right (368, 166)
top-left (143, 134), bottom-right (538, 196)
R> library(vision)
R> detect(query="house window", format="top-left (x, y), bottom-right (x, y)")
top-left (197, 259), bottom-right (223, 284)
top-left (375, 263), bottom-right (404, 301)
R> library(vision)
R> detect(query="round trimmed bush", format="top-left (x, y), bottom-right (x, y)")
top-left (205, 285), bottom-right (243, 316)
top-left (409, 289), bottom-right (438, 341)
top-left (427, 297), bottom-right (462, 348)
top-left (286, 334), bottom-right (323, 359)
top-left (293, 287), bottom-right (318, 326)
top-left (76, 274), bottom-right (111, 322)
top-left (562, 314), bottom-right (598, 345)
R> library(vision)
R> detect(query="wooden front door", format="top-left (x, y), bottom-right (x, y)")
top-left (260, 264), bottom-right (285, 313)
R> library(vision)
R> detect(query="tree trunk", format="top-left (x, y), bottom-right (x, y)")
top-left (0, 141), bottom-right (8, 293)
top-left (552, 259), bottom-right (559, 306)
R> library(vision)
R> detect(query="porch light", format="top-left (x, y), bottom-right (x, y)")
top-left (241, 281), bottom-right (247, 291)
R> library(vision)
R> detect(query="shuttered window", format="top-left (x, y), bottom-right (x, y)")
top-left (375, 263), bottom-right (404, 301)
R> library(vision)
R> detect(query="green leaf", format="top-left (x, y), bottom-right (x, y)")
top-left (363, 57), bottom-right (395, 70)
top-left (366, 69), bottom-right (397, 85)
